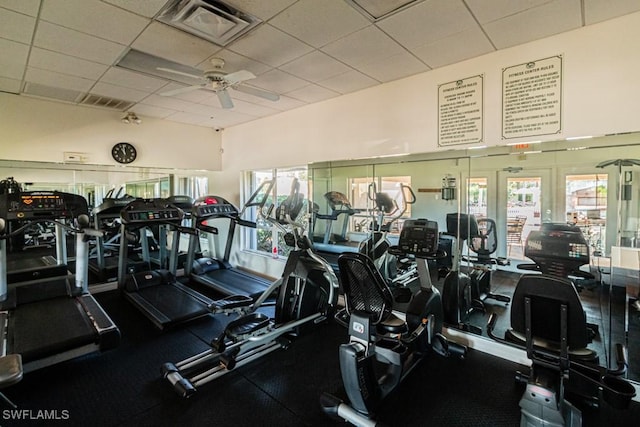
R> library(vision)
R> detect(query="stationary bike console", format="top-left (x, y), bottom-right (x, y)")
top-left (395, 218), bottom-right (440, 257)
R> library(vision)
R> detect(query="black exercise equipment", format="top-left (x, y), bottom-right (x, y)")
top-left (117, 198), bottom-right (214, 330)
top-left (487, 274), bottom-right (635, 426)
top-left (442, 214), bottom-right (510, 334)
top-left (162, 179), bottom-right (339, 397)
top-left (184, 182), bottom-right (274, 300)
top-left (0, 191), bottom-right (120, 372)
top-left (313, 190), bottom-right (362, 246)
top-left (321, 218), bottom-right (467, 426)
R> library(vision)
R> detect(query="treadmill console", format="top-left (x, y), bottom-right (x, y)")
top-left (0, 191), bottom-right (88, 220)
top-left (192, 196), bottom-right (238, 218)
top-left (397, 218), bottom-right (439, 257)
top-left (120, 199), bottom-right (183, 224)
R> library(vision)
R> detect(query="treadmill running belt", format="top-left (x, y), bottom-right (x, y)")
top-left (125, 284), bottom-right (211, 327)
top-left (193, 269), bottom-right (271, 300)
top-left (10, 297), bottom-right (98, 362)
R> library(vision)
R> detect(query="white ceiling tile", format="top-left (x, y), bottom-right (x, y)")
top-left (358, 51), bottom-right (428, 82)
top-left (102, 0), bottom-right (169, 18)
top-left (225, 0), bottom-right (298, 21)
top-left (280, 50), bottom-right (352, 82)
top-left (0, 38), bottom-right (30, 79)
top-left (33, 21), bottom-right (126, 65)
top-left (100, 67), bottom-right (168, 92)
top-left (483, 0), bottom-right (583, 49)
top-left (267, 95), bottom-right (306, 111)
top-left (198, 50), bottom-right (272, 76)
top-left (377, 0), bottom-right (477, 48)
top-left (584, 0), bottom-right (640, 24)
top-left (25, 67), bottom-right (94, 92)
top-left (131, 103), bottom-right (178, 119)
top-left (132, 22), bottom-right (222, 67)
top-left (411, 26), bottom-right (495, 68)
top-left (0, 76), bottom-right (21, 93)
top-left (156, 82), bottom-right (212, 103)
top-left (40, 0), bottom-right (149, 45)
top-left (465, 0), bottom-right (554, 24)
top-left (286, 84), bottom-right (339, 103)
top-left (0, 8), bottom-right (36, 44)
top-left (319, 69), bottom-right (378, 94)
top-left (91, 81), bottom-right (151, 102)
top-left (226, 98), bottom-right (280, 117)
top-left (143, 93), bottom-right (214, 115)
top-left (322, 26), bottom-right (405, 69)
top-left (269, 0), bottom-right (370, 48)
top-left (29, 48), bottom-right (109, 80)
top-left (228, 24), bottom-right (314, 67)
top-left (165, 111), bottom-right (216, 126)
top-left (0, 0), bottom-right (40, 16)
top-left (249, 69), bottom-right (308, 93)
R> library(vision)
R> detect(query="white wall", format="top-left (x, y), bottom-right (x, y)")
top-left (0, 93), bottom-right (222, 171)
top-left (221, 12), bottom-right (640, 176)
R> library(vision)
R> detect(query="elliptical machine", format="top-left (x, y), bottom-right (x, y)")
top-left (442, 213), bottom-right (511, 334)
top-left (321, 219), bottom-right (467, 426)
top-left (162, 179), bottom-right (339, 397)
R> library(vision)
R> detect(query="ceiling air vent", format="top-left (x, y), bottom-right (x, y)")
top-left (157, 0), bottom-right (261, 46)
top-left (345, 0), bottom-right (424, 22)
top-left (80, 94), bottom-right (134, 111)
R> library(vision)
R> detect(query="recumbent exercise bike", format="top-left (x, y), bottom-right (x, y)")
top-left (321, 218), bottom-right (467, 426)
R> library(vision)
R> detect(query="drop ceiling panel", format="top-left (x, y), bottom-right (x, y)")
top-left (377, 0), bottom-right (477, 49)
top-left (133, 103), bottom-right (179, 119)
top-left (156, 82), bottom-right (212, 103)
top-left (583, 0), bottom-right (640, 24)
top-left (0, 76), bottom-right (22, 94)
top-left (358, 51), bottom-right (428, 82)
top-left (222, 98), bottom-right (281, 116)
top-left (0, 8), bottom-right (36, 44)
top-left (411, 26), bottom-right (495, 69)
top-left (250, 69), bottom-right (309, 94)
top-left (269, 0), bottom-right (370, 48)
top-left (483, 0), bottom-right (583, 49)
top-left (0, 0), bottom-right (40, 16)
top-left (279, 50), bottom-right (353, 82)
top-left (40, 0), bottom-right (150, 46)
top-left (102, 0), bottom-right (170, 18)
top-left (319, 69), bottom-right (378, 94)
top-left (197, 49), bottom-right (271, 77)
top-left (465, 0), bottom-right (554, 24)
top-left (228, 24), bottom-right (314, 67)
top-left (0, 38), bottom-right (30, 79)
top-left (142, 93), bottom-right (214, 116)
top-left (286, 83), bottom-right (339, 103)
top-left (100, 67), bottom-right (168, 92)
top-left (322, 26), bottom-right (406, 69)
top-left (132, 22), bottom-right (222, 67)
top-left (91, 81), bottom-right (151, 103)
top-left (33, 21), bottom-right (126, 65)
top-left (166, 111), bottom-right (216, 126)
top-left (28, 48), bottom-right (109, 80)
top-left (25, 67), bottom-right (95, 92)
top-left (224, 0), bottom-right (298, 21)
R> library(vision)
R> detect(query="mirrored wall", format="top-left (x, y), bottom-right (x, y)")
top-left (309, 132), bottom-right (640, 383)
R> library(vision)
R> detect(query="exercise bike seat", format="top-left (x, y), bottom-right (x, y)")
top-left (377, 313), bottom-right (408, 335)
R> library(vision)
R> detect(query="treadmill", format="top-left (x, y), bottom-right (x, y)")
top-left (0, 191), bottom-right (120, 373)
top-left (117, 198), bottom-right (213, 330)
top-left (184, 182), bottom-right (274, 300)
top-left (89, 195), bottom-right (140, 281)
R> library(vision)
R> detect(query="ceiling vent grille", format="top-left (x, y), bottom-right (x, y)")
top-left (157, 0), bottom-right (261, 46)
top-left (345, 0), bottom-right (424, 22)
top-left (79, 94), bottom-right (134, 111)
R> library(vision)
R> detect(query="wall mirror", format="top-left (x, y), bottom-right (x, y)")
top-left (309, 132), bottom-right (640, 383)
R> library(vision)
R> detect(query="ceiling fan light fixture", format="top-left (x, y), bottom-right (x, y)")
top-left (122, 112), bottom-right (141, 124)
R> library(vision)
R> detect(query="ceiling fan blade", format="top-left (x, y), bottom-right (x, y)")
top-left (157, 67), bottom-right (203, 80)
top-left (224, 69), bottom-right (256, 84)
top-left (216, 89), bottom-right (234, 109)
top-left (232, 84), bottom-right (280, 102)
top-left (159, 85), bottom-right (204, 96)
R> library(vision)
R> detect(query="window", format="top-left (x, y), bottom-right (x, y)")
top-left (467, 177), bottom-right (488, 218)
top-left (244, 167), bottom-right (308, 258)
top-left (566, 174), bottom-right (607, 255)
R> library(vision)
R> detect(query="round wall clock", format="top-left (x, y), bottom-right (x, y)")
top-left (111, 142), bottom-right (137, 164)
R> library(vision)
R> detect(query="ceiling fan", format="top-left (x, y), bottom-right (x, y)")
top-left (158, 58), bottom-right (279, 109)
